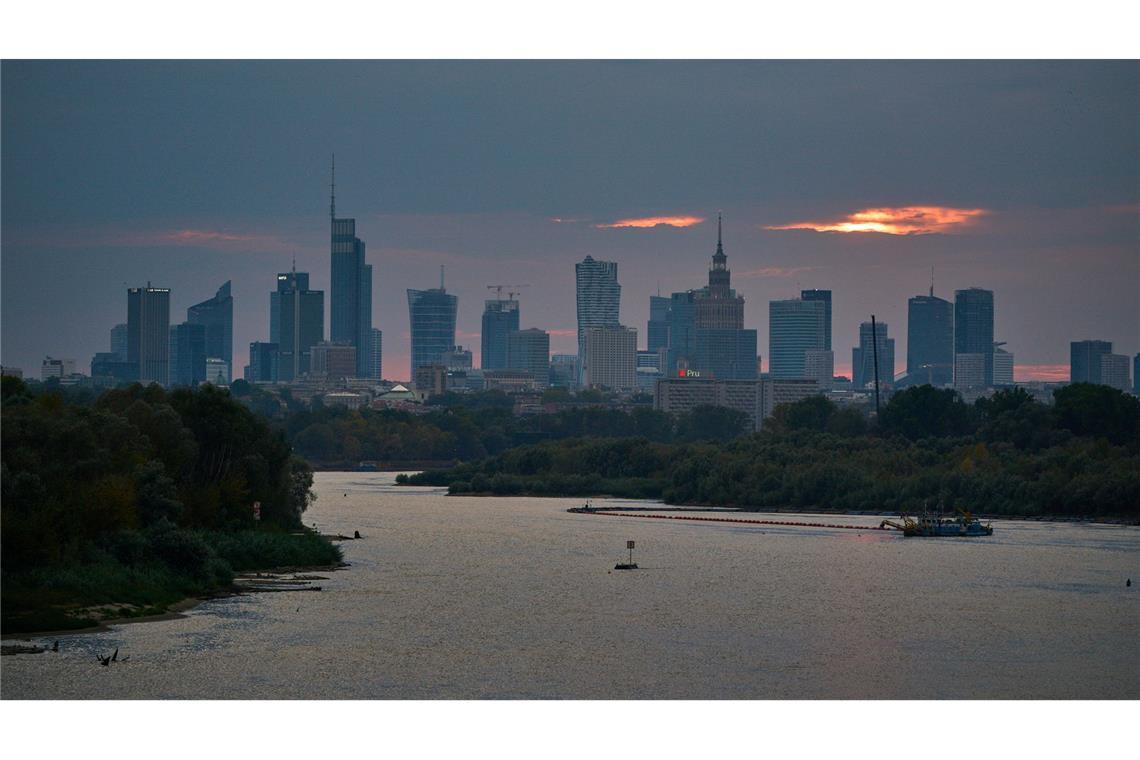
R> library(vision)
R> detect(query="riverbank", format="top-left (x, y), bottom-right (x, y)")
top-left (1, 529), bottom-right (343, 635)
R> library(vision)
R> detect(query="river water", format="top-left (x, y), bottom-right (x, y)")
top-left (3, 472), bottom-right (1137, 699)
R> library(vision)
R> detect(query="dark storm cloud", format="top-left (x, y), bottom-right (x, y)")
top-left (2, 61), bottom-right (1137, 379)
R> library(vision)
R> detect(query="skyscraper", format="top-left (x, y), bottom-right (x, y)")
top-left (575, 256), bottom-right (621, 370)
top-left (800, 289), bottom-right (832, 350)
top-left (481, 298), bottom-right (520, 370)
top-left (954, 287), bottom-right (995, 388)
top-left (171, 322), bottom-right (207, 386)
top-left (852, 321), bottom-right (895, 390)
top-left (127, 284), bottom-right (171, 386)
top-left (768, 298), bottom-right (827, 378)
top-left (666, 290), bottom-right (697, 373)
top-left (694, 215), bottom-right (744, 330)
top-left (275, 269), bottom-right (324, 382)
top-left (1070, 340), bottom-right (1113, 384)
top-left (187, 281), bottom-right (233, 380)
top-left (907, 289), bottom-right (954, 387)
top-left (407, 279), bottom-right (458, 376)
top-left (329, 163), bottom-right (374, 378)
top-left (1133, 354), bottom-right (1140, 396)
top-left (648, 295), bottom-right (670, 354)
top-left (690, 216), bottom-right (756, 380)
top-left (110, 323), bottom-right (128, 361)
top-left (247, 342), bottom-right (280, 383)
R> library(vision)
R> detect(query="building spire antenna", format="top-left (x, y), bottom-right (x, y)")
top-left (930, 265), bottom-right (935, 297)
top-left (440, 264), bottom-right (445, 291)
top-left (716, 211), bottom-right (723, 254)
top-left (330, 154), bottom-right (336, 220)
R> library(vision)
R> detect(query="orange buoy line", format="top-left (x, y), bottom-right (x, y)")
top-left (567, 507), bottom-right (890, 532)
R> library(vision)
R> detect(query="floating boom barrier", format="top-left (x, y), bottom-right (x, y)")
top-left (567, 507), bottom-right (890, 532)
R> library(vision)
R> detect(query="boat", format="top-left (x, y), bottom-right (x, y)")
top-left (880, 508), bottom-right (993, 537)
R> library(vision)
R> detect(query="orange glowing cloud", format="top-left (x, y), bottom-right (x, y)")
top-left (766, 206), bottom-right (988, 235)
top-left (595, 215), bottom-right (706, 229)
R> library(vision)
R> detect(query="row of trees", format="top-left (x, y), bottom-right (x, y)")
top-left (283, 402), bottom-right (753, 464)
top-left (403, 384), bottom-right (1140, 517)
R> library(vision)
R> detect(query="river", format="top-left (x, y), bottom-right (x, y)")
top-left (2, 471), bottom-right (1137, 699)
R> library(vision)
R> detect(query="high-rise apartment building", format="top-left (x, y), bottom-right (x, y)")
top-left (1100, 353), bottom-right (1131, 392)
top-left (507, 328), bottom-right (551, 386)
top-left (804, 349), bottom-right (834, 390)
top-left (187, 280), bottom-right (233, 380)
top-left (768, 298), bottom-right (828, 378)
top-left (1070, 340), bottom-right (1113, 384)
top-left (575, 256), bottom-right (621, 376)
top-left (993, 343), bottom-right (1014, 387)
top-left (954, 288), bottom-right (995, 388)
top-left (369, 328), bottom-right (383, 380)
top-left (852, 321), bottom-right (895, 390)
top-left (907, 291), bottom-right (954, 387)
top-left (582, 325), bottom-right (637, 390)
top-left (481, 298), bottom-right (520, 370)
top-left (1134, 354), bottom-right (1140, 396)
top-left (127, 284), bottom-right (171, 385)
top-left (329, 168), bottom-right (374, 378)
top-left (275, 270), bottom-right (324, 382)
top-left (407, 283), bottom-right (458, 376)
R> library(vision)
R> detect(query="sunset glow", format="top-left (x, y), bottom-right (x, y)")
top-left (766, 206), bottom-right (988, 235)
top-left (1014, 364), bottom-right (1071, 382)
top-left (595, 215), bottom-right (706, 229)
top-left (160, 229), bottom-right (259, 243)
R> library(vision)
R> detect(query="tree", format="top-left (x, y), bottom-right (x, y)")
top-left (676, 405), bottom-right (752, 442)
top-left (1052, 383), bottom-right (1140, 445)
top-left (975, 387), bottom-right (1055, 449)
top-left (879, 385), bottom-right (975, 440)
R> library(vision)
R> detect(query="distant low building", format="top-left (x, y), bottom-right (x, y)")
top-left (1, 366), bottom-right (24, 379)
top-left (655, 376), bottom-right (764, 431)
top-left (205, 357), bottom-right (230, 386)
top-left (311, 341), bottom-right (357, 380)
top-left (41, 356), bottom-right (76, 381)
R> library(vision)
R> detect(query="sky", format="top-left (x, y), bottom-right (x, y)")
top-left (2, 60), bottom-right (1137, 382)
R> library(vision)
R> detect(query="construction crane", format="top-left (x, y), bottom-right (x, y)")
top-left (486, 284), bottom-right (530, 300)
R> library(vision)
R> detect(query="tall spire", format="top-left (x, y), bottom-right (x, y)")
top-left (330, 154), bottom-right (336, 220)
top-left (440, 264), bottom-right (445, 291)
top-left (711, 211), bottom-right (727, 271)
top-left (930, 265), bottom-right (935, 297)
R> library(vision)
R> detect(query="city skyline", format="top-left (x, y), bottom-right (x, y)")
top-left (2, 61), bottom-right (1137, 381)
